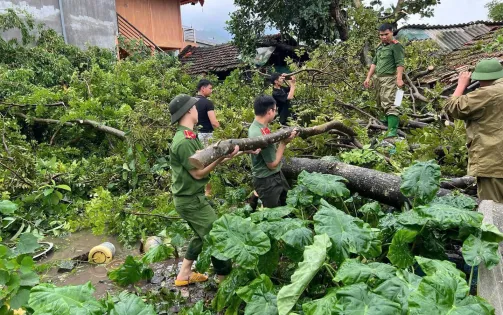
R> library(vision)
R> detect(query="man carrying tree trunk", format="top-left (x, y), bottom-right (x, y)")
top-left (364, 23), bottom-right (405, 141)
top-left (248, 95), bottom-right (297, 208)
top-left (168, 94), bottom-right (240, 286)
top-left (444, 59), bottom-right (503, 203)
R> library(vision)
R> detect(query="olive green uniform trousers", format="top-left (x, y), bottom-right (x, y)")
top-left (174, 194), bottom-right (232, 275)
top-left (477, 177), bottom-right (503, 204)
top-left (375, 75), bottom-right (400, 117)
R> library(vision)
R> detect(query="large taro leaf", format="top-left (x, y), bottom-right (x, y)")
top-left (415, 256), bottom-right (469, 300)
top-left (314, 200), bottom-right (373, 264)
top-left (236, 274), bottom-right (277, 315)
top-left (258, 240), bottom-right (280, 276)
top-left (336, 283), bottom-right (402, 315)
top-left (462, 234), bottom-right (500, 269)
top-left (257, 218), bottom-right (305, 240)
top-left (286, 184), bottom-right (314, 208)
top-left (415, 204), bottom-right (483, 229)
top-left (281, 227), bottom-right (313, 252)
top-left (363, 228), bottom-right (383, 259)
top-left (302, 289), bottom-right (340, 315)
top-left (276, 234), bottom-right (331, 315)
top-left (213, 268), bottom-right (252, 312)
top-left (0, 200), bottom-right (17, 215)
top-left (408, 273), bottom-right (494, 315)
top-left (431, 195), bottom-right (477, 211)
top-left (334, 259), bottom-right (396, 286)
top-left (372, 270), bottom-right (421, 315)
top-left (358, 201), bottom-right (384, 217)
top-left (250, 206), bottom-right (295, 223)
top-left (108, 256), bottom-right (153, 286)
top-left (387, 229), bottom-right (418, 269)
top-left (29, 282), bottom-right (104, 315)
top-left (400, 160), bottom-right (441, 206)
top-left (110, 291), bottom-right (156, 315)
top-left (210, 214), bottom-right (270, 269)
top-left (481, 223), bottom-right (503, 243)
top-left (298, 171), bottom-right (350, 199)
top-left (15, 233), bottom-right (40, 256)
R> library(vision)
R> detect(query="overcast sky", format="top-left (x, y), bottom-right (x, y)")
top-left (181, 0), bottom-right (493, 43)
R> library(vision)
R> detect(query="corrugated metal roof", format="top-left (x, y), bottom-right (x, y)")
top-left (397, 21), bottom-right (503, 52)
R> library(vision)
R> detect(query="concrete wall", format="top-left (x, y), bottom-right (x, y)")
top-left (0, 0), bottom-right (117, 50)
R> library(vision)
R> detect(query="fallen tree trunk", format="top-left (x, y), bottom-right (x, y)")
top-left (189, 120), bottom-right (360, 169)
top-left (282, 157), bottom-right (453, 208)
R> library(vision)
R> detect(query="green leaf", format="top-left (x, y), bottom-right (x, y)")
top-left (396, 210), bottom-right (429, 227)
top-left (43, 188), bottom-right (54, 196)
top-left (358, 201), bottom-right (384, 217)
top-left (0, 270), bottom-right (10, 285)
top-left (286, 184), bottom-right (314, 208)
top-left (108, 256), bottom-right (153, 286)
top-left (20, 256), bottom-right (35, 274)
top-left (462, 234), bottom-right (500, 269)
top-left (481, 223), bottom-right (503, 243)
top-left (334, 259), bottom-right (396, 286)
top-left (415, 256), bottom-right (469, 300)
top-left (363, 228), bottom-right (383, 258)
top-left (15, 233), bottom-right (39, 255)
top-left (257, 218), bottom-right (305, 240)
top-left (302, 290), bottom-right (340, 315)
top-left (213, 268), bottom-right (251, 312)
top-left (257, 240), bottom-right (279, 276)
top-left (313, 200), bottom-right (373, 264)
top-left (29, 282), bottom-right (104, 315)
top-left (415, 204), bottom-right (483, 229)
top-left (336, 283), bottom-right (402, 314)
top-left (55, 184), bottom-right (71, 191)
top-left (298, 171), bottom-right (350, 198)
top-left (277, 234), bottom-right (331, 315)
top-left (141, 244), bottom-right (173, 264)
top-left (110, 291), bottom-right (156, 315)
top-left (19, 271), bottom-right (39, 286)
top-left (250, 206), bottom-right (294, 223)
top-left (195, 240), bottom-right (212, 274)
top-left (9, 287), bottom-right (31, 310)
top-left (280, 227), bottom-right (313, 252)
top-left (236, 274), bottom-right (277, 315)
top-left (400, 160), bottom-right (440, 205)
top-left (210, 214), bottom-right (270, 269)
top-left (181, 300), bottom-right (211, 315)
top-left (0, 200), bottom-right (18, 215)
top-left (408, 273), bottom-right (494, 315)
top-left (387, 229), bottom-right (418, 269)
top-left (431, 195), bottom-right (477, 211)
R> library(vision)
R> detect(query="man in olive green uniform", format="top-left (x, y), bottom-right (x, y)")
top-left (248, 95), bottom-right (297, 208)
top-left (169, 94), bottom-right (239, 286)
top-left (364, 23), bottom-right (405, 139)
top-left (444, 59), bottom-right (503, 203)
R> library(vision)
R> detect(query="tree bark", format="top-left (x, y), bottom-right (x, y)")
top-left (189, 121), bottom-right (359, 169)
top-left (282, 157), bottom-right (453, 208)
top-left (330, 0), bottom-right (349, 41)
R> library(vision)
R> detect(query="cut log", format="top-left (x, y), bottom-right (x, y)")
top-left (282, 157), bottom-right (453, 208)
top-left (188, 121), bottom-right (359, 169)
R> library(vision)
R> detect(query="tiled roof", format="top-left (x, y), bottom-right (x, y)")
top-left (397, 21), bottom-right (503, 52)
top-left (179, 44), bottom-right (242, 75)
top-left (419, 28), bottom-right (503, 85)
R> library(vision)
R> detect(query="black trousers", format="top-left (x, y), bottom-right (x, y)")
top-left (253, 171), bottom-right (290, 208)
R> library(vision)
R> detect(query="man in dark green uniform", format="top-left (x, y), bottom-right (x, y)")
top-left (248, 95), bottom-right (297, 208)
top-left (364, 23), bottom-right (405, 140)
top-left (169, 94), bottom-right (239, 286)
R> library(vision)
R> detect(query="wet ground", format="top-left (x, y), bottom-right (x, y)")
top-left (37, 230), bottom-right (216, 311)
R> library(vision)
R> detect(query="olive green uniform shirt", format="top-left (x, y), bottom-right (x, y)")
top-left (248, 120), bottom-right (281, 178)
top-left (372, 42), bottom-right (405, 76)
top-left (169, 126), bottom-right (209, 196)
top-left (444, 78), bottom-right (503, 178)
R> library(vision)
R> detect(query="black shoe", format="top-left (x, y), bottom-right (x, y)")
top-left (248, 194), bottom-right (259, 211)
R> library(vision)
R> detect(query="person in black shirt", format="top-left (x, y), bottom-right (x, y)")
top-left (195, 79), bottom-right (220, 146)
top-left (271, 73), bottom-right (296, 126)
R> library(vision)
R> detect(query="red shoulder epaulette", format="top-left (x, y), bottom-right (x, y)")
top-left (183, 130), bottom-right (197, 139)
top-left (260, 127), bottom-right (271, 135)
top-left (392, 39), bottom-right (399, 44)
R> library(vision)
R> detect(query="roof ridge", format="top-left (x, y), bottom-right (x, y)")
top-left (398, 20), bottom-right (503, 31)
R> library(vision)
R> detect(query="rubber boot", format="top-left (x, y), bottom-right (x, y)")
top-left (386, 115), bottom-right (399, 138)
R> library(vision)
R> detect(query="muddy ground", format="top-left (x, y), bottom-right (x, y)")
top-left (37, 231), bottom-right (216, 313)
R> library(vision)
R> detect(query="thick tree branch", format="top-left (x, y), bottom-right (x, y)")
top-left (405, 72), bottom-right (428, 102)
top-left (13, 113), bottom-right (126, 139)
top-left (189, 120), bottom-right (358, 169)
top-left (1, 101), bottom-right (66, 108)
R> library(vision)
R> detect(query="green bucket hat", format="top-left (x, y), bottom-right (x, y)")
top-left (169, 94), bottom-right (198, 124)
top-left (471, 58), bottom-right (503, 81)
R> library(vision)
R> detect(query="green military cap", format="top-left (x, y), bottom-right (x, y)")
top-left (169, 94), bottom-right (198, 124)
top-left (471, 58), bottom-right (503, 81)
